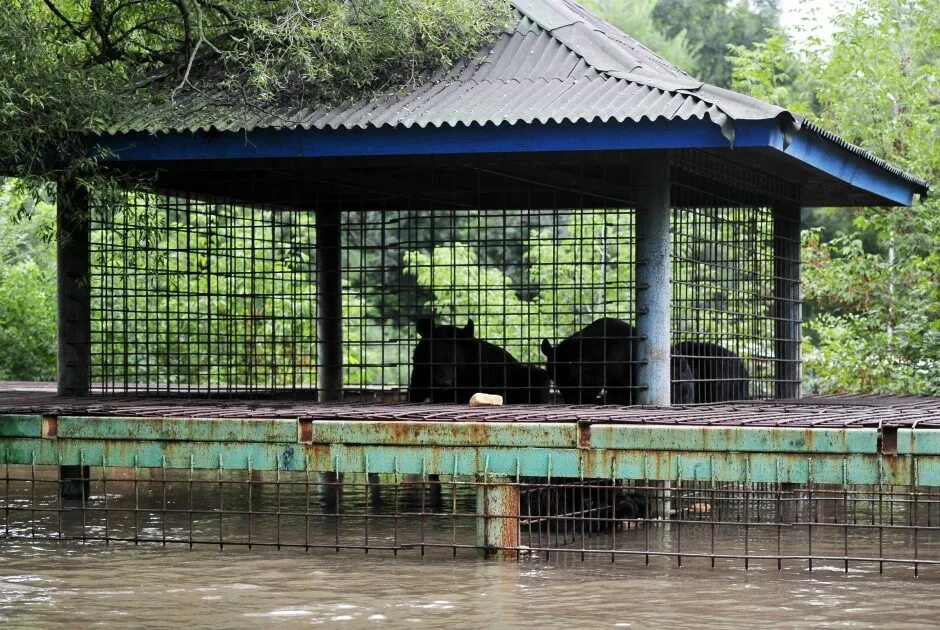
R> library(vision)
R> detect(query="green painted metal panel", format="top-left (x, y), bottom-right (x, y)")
top-left (897, 429), bottom-right (940, 455)
top-left (1, 438), bottom-right (301, 472)
top-left (57, 416), bottom-right (299, 443)
top-left (310, 421), bottom-right (577, 448)
top-left (3, 438), bottom-right (937, 485)
top-left (590, 425), bottom-right (878, 454)
top-left (0, 415), bottom-right (42, 438)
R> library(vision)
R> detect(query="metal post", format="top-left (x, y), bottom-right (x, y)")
top-left (773, 202), bottom-right (802, 399)
top-left (316, 207), bottom-right (343, 402)
top-left (316, 208), bottom-right (344, 488)
top-left (56, 181), bottom-right (91, 397)
top-left (635, 155), bottom-right (672, 406)
top-left (56, 182), bottom-right (91, 498)
top-left (476, 477), bottom-right (520, 559)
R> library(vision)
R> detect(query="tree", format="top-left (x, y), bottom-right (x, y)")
top-left (730, 0), bottom-right (940, 395)
top-left (583, 0), bottom-right (780, 87)
top-left (0, 1), bottom-right (512, 193)
top-left (580, 0), bottom-right (699, 75)
top-left (0, 182), bottom-right (57, 380)
top-left (653, 0), bottom-right (780, 88)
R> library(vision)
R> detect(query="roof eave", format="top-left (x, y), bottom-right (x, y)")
top-left (95, 116), bottom-right (926, 208)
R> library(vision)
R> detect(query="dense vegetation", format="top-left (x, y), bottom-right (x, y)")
top-left (0, 0), bottom-right (511, 190)
top-left (729, 0), bottom-right (940, 394)
top-left (0, 0), bottom-right (937, 396)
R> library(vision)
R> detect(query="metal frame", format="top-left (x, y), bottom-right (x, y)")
top-left (98, 119), bottom-right (925, 206)
top-left (2, 413), bottom-right (937, 485)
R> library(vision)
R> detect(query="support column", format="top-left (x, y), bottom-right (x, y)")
top-left (316, 208), bottom-right (345, 488)
top-left (57, 181), bottom-right (91, 499)
top-left (316, 207), bottom-right (343, 402)
top-left (56, 181), bottom-right (91, 397)
top-left (774, 202), bottom-right (802, 399)
top-left (634, 155), bottom-right (672, 406)
top-left (476, 477), bottom-right (520, 560)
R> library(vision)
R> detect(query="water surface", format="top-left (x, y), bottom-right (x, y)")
top-left (1, 541), bottom-right (938, 628)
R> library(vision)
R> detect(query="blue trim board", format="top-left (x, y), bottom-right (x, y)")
top-left (783, 128), bottom-right (915, 206)
top-left (102, 118), bottom-right (763, 161)
top-left (100, 118), bottom-right (919, 206)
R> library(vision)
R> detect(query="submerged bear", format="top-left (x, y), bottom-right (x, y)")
top-left (408, 317), bottom-right (550, 404)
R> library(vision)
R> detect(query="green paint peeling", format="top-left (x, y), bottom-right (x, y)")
top-left (57, 416), bottom-right (299, 443)
top-left (0, 415), bottom-right (43, 438)
top-left (1, 416), bottom-right (939, 485)
top-left (589, 425), bottom-right (878, 453)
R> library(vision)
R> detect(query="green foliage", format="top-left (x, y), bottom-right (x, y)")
top-left (653, 0), bottom-right (780, 88)
top-left (580, 0), bottom-right (699, 74)
top-left (0, 182), bottom-right (57, 380)
top-left (0, 0), bottom-right (511, 192)
top-left (228, 0), bottom-right (512, 105)
top-left (585, 0), bottom-right (780, 87)
top-left (731, 0), bottom-right (940, 395)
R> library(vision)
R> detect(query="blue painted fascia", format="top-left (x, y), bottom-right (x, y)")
top-left (782, 128), bottom-right (917, 206)
top-left (97, 117), bottom-right (920, 206)
top-left (99, 119), bottom-right (778, 162)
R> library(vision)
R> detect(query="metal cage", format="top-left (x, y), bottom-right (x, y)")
top-left (80, 153), bottom-right (801, 403)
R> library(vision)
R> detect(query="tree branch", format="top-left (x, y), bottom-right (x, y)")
top-left (42, 0), bottom-right (88, 38)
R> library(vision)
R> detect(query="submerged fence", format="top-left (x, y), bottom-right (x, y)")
top-left (1, 396), bottom-right (939, 574)
top-left (3, 466), bottom-right (939, 575)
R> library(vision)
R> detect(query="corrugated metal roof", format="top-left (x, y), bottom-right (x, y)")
top-left (107, 0), bottom-right (928, 195)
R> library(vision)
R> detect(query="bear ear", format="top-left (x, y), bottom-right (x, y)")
top-left (416, 317), bottom-right (433, 339)
top-left (541, 338), bottom-right (554, 358)
top-left (461, 319), bottom-right (475, 338)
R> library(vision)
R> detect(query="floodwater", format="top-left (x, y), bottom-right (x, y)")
top-left (2, 472), bottom-right (940, 627)
top-left (1, 542), bottom-right (939, 628)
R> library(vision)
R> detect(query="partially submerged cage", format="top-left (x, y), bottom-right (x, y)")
top-left (4, 0), bottom-right (934, 569)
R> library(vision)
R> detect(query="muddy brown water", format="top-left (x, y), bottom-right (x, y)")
top-left (2, 542), bottom-right (939, 628)
top-left (3, 477), bottom-right (940, 628)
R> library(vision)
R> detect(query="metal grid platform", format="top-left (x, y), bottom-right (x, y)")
top-left (0, 389), bottom-right (938, 429)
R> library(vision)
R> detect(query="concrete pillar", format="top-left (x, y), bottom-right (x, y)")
top-left (476, 477), bottom-right (520, 559)
top-left (634, 155), bottom-right (672, 406)
top-left (773, 202), bottom-right (802, 399)
top-left (56, 181), bottom-right (91, 397)
top-left (316, 207), bottom-right (343, 402)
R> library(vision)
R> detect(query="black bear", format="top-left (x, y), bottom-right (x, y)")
top-left (672, 341), bottom-right (750, 403)
top-left (408, 318), bottom-right (550, 404)
top-left (541, 317), bottom-right (694, 405)
top-left (505, 362), bottom-right (552, 404)
top-left (671, 354), bottom-right (695, 405)
top-left (541, 318), bottom-right (638, 404)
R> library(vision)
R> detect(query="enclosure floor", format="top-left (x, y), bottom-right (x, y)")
top-left (0, 385), bottom-right (938, 429)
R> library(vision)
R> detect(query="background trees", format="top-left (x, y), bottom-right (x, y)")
top-left (1, 0), bottom-right (936, 396)
top-left (730, 0), bottom-right (940, 395)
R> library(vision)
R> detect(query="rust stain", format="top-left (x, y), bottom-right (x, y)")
top-left (41, 415), bottom-right (57, 438)
top-left (298, 419), bottom-right (313, 443)
top-left (577, 420), bottom-right (591, 449)
top-left (879, 427), bottom-right (898, 455)
top-left (881, 451), bottom-right (908, 482)
top-left (303, 443), bottom-right (332, 470)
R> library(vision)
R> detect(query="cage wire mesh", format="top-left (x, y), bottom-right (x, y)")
top-left (2, 464), bottom-right (938, 575)
top-left (87, 154), bottom-right (800, 400)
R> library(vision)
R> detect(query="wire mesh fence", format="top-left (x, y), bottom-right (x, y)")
top-left (87, 155), bottom-right (800, 401)
top-left (2, 465), bottom-right (937, 575)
